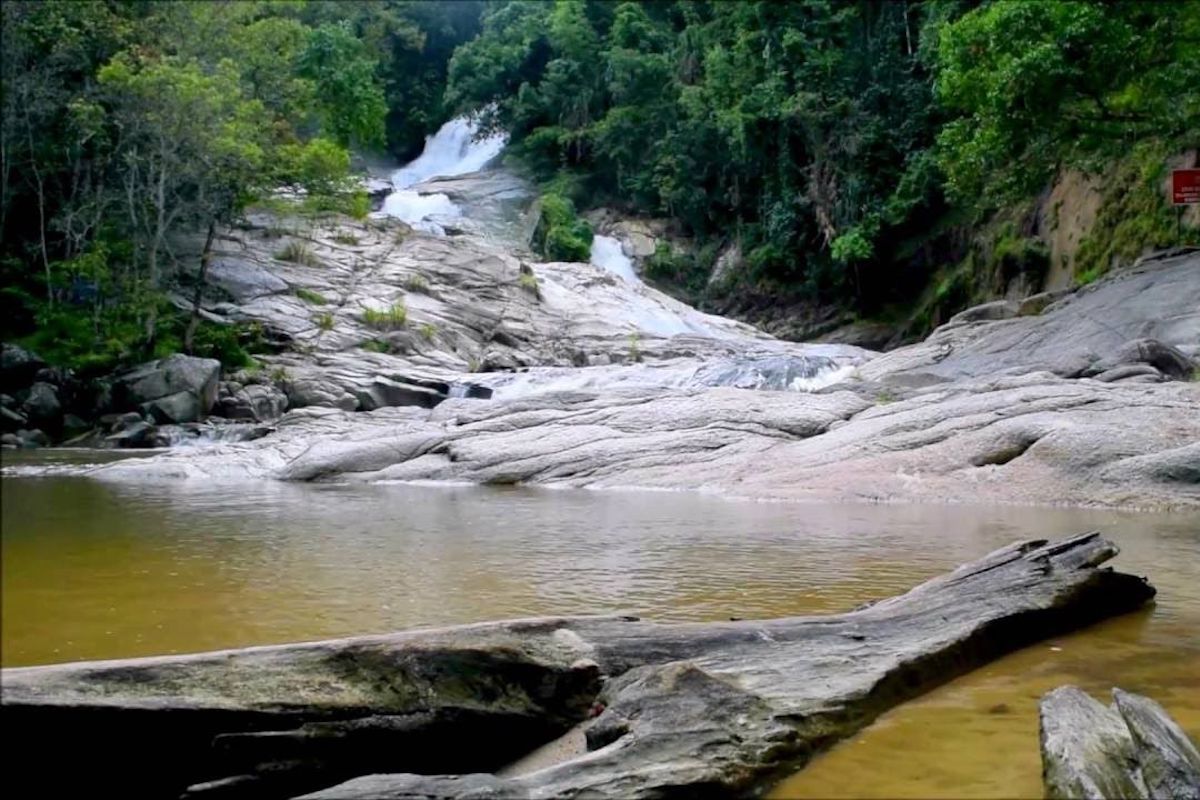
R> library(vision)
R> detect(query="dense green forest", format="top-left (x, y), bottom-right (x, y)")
top-left (0, 0), bottom-right (481, 372)
top-left (2, 0), bottom-right (1197, 375)
top-left (447, 0), bottom-right (1198, 315)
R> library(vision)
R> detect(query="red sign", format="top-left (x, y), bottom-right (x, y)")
top-left (1172, 169), bottom-right (1200, 205)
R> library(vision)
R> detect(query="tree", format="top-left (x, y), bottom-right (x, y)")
top-left (934, 0), bottom-right (1200, 205)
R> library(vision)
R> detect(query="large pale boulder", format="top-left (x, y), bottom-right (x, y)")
top-left (1040, 686), bottom-right (1200, 800)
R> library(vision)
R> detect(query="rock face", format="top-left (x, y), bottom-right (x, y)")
top-left (113, 354), bottom-right (221, 423)
top-left (1040, 686), bottom-right (1200, 800)
top-left (0, 343), bottom-right (46, 391)
top-left (67, 183), bottom-right (1198, 511)
top-left (0, 533), bottom-right (1154, 799)
top-left (218, 383), bottom-right (288, 421)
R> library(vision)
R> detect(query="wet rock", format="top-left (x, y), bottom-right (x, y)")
top-left (1040, 686), bottom-right (1200, 800)
top-left (0, 343), bottom-right (45, 391)
top-left (355, 377), bottom-right (445, 411)
top-left (62, 414), bottom-right (91, 437)
top-left (285, 378), bottom-right (358, 412)
top-left (14, 428), bottom-right (50, 448)
top-left (947, 299), bottom-right (1020, 325)
top-left (1018, 289), bottom-right (1074, 317)
top-left (217, 384), bottom-right (288, 421)
top-left (142, 391), bottom-right (203, 425)
top-left (114, 354), bottom-right (221, 422)
top-left (1, 404), bottom-right (28, 432)
top-left (205, 255), bottom-right (290, 301)
top-left (1093, 338), bottom-right (1195, 381)
top-left (1, 432), bottom-right (20, 448)
top-left (21, 382), bottom-right (62, 430)
top-left (108, 411), bottom-right (147, 433)
top-left (105, 420), bottom-right (159, 448)
top-left (1093, 363), bottom-right (1162, 383)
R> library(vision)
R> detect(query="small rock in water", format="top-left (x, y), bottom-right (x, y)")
top-left (988, 703), bottom-right (1012, 715)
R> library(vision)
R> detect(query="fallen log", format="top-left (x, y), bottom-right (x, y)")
top-left (0, 532), bottom-right (1154, 799)
top-left (1040, 686), bottom-right (1200, 800)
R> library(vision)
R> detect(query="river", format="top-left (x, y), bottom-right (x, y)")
top-left (2, 449), bottom-right (1197, 798)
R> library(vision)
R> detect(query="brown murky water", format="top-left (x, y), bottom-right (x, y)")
top-left (2, 450), bottom-right (1198, 798)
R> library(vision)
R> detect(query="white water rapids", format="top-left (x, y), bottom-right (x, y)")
top-left (380, 116), bottom-right (506, 233)
top-left (376, 115), bottom-right (859, 395)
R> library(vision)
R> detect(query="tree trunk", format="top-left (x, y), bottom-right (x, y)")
top-left (184, 219), bottom-right (217, 354)
top-left (0, 533), bottom-right (1154, 800)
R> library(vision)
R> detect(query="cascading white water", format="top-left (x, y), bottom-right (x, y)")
top-left (589, 235), bottom-right (640, 283)
top-left (380, 116), bottom-right (506, 233)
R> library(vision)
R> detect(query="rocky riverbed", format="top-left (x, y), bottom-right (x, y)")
top-left (3, 154), bottom-right (1198, 511)
top-left (73, 207), bottom-right (1200, 511)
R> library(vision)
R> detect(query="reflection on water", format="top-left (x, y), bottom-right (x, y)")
top-left (1, 456), bottom-right (1197, 798)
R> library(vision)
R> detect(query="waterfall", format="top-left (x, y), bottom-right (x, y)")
top-left (589, 235), bottom-right (640, 283)
top-left (380, 116), bottom-right (506, 233)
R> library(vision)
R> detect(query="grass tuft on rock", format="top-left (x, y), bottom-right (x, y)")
top-left (518, 271), bottom-right (539, 296)
top-left (295, 287), bottom-right (328, 305)
top-left (275, 241), bottom-right (321, 267)
top-left (405, 274), bottom-right (431, 293)
top-left (362, 302), bottom-right (407, 330)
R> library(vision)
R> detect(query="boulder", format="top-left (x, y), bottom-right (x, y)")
top-left (1018, 289), bottom-right (1074, 317)
top-left (114, 354), bottom-right (220, 422)
top-left (1095, 338), bottom-right (1195, 381)
top-left (1, 404), bottom-right (28, 433)
top-left (141, 391), bottom-right (202, 425)
top-left (14, 428), bottom-right (49, 448)
top-left (62, 414), bottom-right (91, 437)
top-left (217, 384), bottom-right (288, 421)
top-left (0, 343), bottom-right (45, 391)
top-left (285, 378), bottom-right (358, 412)
top-left (354, 377), bottom-right (445, 411)
top-left (1040, 686), bottom-right (1200, 800)
top-left (947, 299), bottom-right (1021, 326)
top-left (21, 382), bottom-right (62, 430)
top-left (108, 411), bottom-right (147, 433)
top-left (204, 256), bottom-right (290, 301)
top-left (105, 420), bottom-right (159, 448)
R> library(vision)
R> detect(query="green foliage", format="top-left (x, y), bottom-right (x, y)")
top-left (934, 1), bottom-right (1200, 206)
top-left (315, 311), bottom-right (335, 332)
top-left (332, 232), bottom-right (360, 246)
top-left (404, 273), bottom-right (430, 293)
top-left (417, 322), bottom-right (436, 341)
top-left (294, 287), bottom-right (328, 305)
top-left (517, 271), bottom-right (540, 295)
top-left (0, 0), bottom-right (438, 372)
top-left (188, 321), bottom-right (256, 369)
top-left (362, 301), bottom-right (407, 329)
top-left (1073, 144), bottom-right (1200, 279)
top-left (298, 21), bottom-right (388, 147)
top-left (275, 241), bottom-right (321, 267)
top-left (361, 338), bottom-right (393, 354)
top-left (627, 331), bottom-right (642, 364)
top-left (533, 194), bottom-right (593, 261)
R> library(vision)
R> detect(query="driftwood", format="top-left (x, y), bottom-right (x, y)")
top-left (1, 532), bottom-right (1154, 799)
top-left (1040, 686), bottom-right (1200, 800)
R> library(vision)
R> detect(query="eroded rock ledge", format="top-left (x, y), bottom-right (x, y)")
top-left (1, 532), bottom-right (1154, 799)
